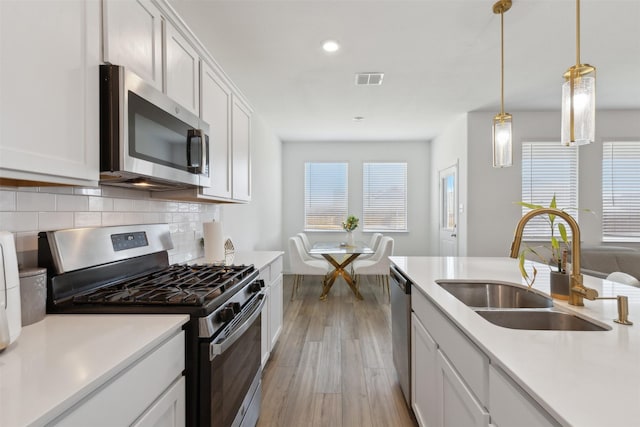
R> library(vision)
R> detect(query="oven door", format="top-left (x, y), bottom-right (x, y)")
top-left (199, 292), bottom-right (265, 427)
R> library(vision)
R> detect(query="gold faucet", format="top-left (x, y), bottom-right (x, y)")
top-left (509, 208), bottom-right (598, 306)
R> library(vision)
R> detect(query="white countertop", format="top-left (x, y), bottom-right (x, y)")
top-left (0, 314), bottom-right (189, 427)
top-left (189, 251), bottom-right (283, 271)
top-left (390, 256), bottom-right (640, 427)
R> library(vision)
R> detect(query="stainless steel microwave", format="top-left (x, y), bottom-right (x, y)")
top-left (99, 64), bottom-right (210, 190)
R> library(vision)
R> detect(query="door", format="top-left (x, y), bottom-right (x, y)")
top-left (165, 21), bottom-right (200, 116)
top-left (200, 61), bottom-right (232, 199)
top-left (231, 96), bottom-right (252, 201)
top-left (439, 163), bottom-right (458, 256)
top-left (102, 0), bottom-right (163, 90)
top-left (0, 0), bottom-right (100, 185)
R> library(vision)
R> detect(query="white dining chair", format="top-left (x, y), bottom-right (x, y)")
top-left (288, 236), bottom-right (331, 300)
top-left (296, 232), bottom-right (325, 260)
top-left (607, 271), bottom-right (640, 287)
top-left (356, 233), bottom-right (383, 262)
top-left (352, 236), bottom-right (394, 299)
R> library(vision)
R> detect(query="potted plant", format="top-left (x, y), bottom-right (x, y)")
top-left (342, 215), bottom-right (359, 246)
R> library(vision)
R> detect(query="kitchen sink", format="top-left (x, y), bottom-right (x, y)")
top-left (475, 309), bottom-right (612, 331)
top-left (436, 280), bottom-right (553, 309)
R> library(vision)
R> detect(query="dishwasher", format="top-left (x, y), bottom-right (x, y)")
top-left (390, 264), bottom-right (412, 409)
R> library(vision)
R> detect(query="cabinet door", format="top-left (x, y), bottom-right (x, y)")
top-left (165, 22), bottom-right (199, 116)
top-left (0, 0), bottom-right (100, 185)
top-left (412, 313), bottom-right (439, 427)
top-left (261, 286), bottom-right (271, 369)
top-left (231, 96), bottom-right (251, 201)
top-left (102, 0), bottom-right (162, 89)
top-left (132, 377), bottom-right (186, 427)
top-left (437, 351), bottom-right (489, 427)
top-left (269, 274), bottom-right (283, 349)
top-left (489, 365), bottom-right (559, 427)
top-left (200, 61), bottom-right (232, 199)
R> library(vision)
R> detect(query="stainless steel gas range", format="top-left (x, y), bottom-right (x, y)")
top-left (38, 224), bottom-right (264, 427)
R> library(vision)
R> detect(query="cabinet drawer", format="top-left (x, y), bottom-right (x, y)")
top-left (489, 365), bottom-right (559, 427)
top-left (413, 290), bottom-right (489, 407)
top-left (53, 331), bottom-right (185, 426)
top-left (270, 257), bottom-right (283, 282)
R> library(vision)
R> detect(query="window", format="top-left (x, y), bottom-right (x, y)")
top-left (602, 141), bottom-right (640, 241)
top-left (304, 162), bottom-right (348, 230)
top-left (362, 162), bottom-right (407, 231)
top-left (521, 141), bottom-right (578, 239)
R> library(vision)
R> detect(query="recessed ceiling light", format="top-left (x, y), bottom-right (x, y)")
top-left (322, 40), bottom-right (340, 53)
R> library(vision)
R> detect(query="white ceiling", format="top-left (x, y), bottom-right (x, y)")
top-left (170, 0), bottom-right (640, 142)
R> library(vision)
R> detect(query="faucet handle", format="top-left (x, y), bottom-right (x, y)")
top-left (572, 285), bottom-right (599, 301)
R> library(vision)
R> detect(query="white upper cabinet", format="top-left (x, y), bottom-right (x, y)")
top-left (164, 21), bottom-right (200, 116)
top-left (102, 0), bottom-right (163, 90)
top-left (200, 61), bottom-right (232, 200)
top-left (231, 96), bottom-right (252, 202)
top-left (0, 0), bottom-right (100, 186)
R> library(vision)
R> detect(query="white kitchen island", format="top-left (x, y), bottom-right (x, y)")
top-left (391, 256), bottom-right (640, 427)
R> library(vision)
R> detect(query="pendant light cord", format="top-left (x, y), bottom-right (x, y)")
top-left (576, 0), bottom-right (581, 66)
top-left (500, 8), bottom-right (505, 116)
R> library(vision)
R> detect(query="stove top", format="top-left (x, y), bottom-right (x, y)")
top-left (72, 264), bottom-right (255, 307)
top-left (38, 224), bottom-right (260, 317)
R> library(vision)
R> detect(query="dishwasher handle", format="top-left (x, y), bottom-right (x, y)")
top-left (390, 265), bottom-right (411, 294)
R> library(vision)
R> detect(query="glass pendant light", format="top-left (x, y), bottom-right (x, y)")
top-left (492, 0), bottom-right (513, 168)
top-left (561, 0), bottom-right (596, 146)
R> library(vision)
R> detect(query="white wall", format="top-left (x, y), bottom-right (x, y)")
top-left (282, 140), bottom-right (431, 269)
top-left (429, 114), bottom-right (468, 255)
top-left (465, 109), bottom-right (640, 256)
top-left (221, 113), bottom-right (283, 251)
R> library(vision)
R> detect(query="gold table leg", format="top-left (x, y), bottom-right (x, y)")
top-left (319, 253), bottom-right (363, 300)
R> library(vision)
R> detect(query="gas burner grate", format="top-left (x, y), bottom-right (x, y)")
top-left (73, 264), bottom-right (254, 306)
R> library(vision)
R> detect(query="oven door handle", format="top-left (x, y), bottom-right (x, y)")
top-left (209, 293), bottom-right (266, 361)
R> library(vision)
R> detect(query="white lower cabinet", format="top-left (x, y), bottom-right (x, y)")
top-left (132, 377), bottom-right (186, 427)
top-left (437, 351), bottom-right (490, 427)
top-left (411, 289), bottom-right (559, 427)
top-left (260, 255), bottom-right (284, 368)
top-left (489, 365), bottom-right (559, 427)
top-left (52, 331), bottom-right (185, 426)
top-left (411, 312), bottom-right (438, 427)
top-left (261, 285), bottom-right (271, 368)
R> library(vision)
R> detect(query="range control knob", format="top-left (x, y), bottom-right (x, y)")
top-left (218, 306), bottom-right (235, 323)
top-left (249, 280), bottom-right (264, 293)
top-left (230, 302), bottom-right (241, 314)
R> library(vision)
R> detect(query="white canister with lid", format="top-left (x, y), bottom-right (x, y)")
top-left (0, 231), bottom-right (21, 350)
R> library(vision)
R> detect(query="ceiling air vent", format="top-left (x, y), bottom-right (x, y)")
top-left (355, 72), bottom-right (384, 86)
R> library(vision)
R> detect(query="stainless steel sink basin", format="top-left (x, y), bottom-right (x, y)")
top-left (436, 280), bottom-right (553, 309)
top-left (475, 309), bottom-right (612, 331)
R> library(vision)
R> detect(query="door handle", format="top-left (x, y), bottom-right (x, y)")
top-left (187, 129), bottom-right (206, 174)
top-left (450, 233), bottom-right (457, 237)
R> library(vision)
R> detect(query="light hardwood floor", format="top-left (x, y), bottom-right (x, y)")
top-left (257, 274), bottom-right (417, 427)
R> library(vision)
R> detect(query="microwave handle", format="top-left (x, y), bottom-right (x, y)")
top-left (187, 129), bottom-right (206, 174)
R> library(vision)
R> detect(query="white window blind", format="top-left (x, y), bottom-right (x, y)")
top-left (521, 141), bottom-right (578, 239)
top-left (603, 141), bottom-right (640, 241)
top-left (304, 162), bottom-right (348, 231)
top-left (362, 162), bottom-right (407, 231)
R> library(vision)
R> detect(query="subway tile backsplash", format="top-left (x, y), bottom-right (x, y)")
top-left (0, 185), bottom-right (219, 268)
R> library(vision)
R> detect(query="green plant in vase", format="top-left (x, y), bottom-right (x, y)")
top-left (342, 215), bottom-right (359, 246)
